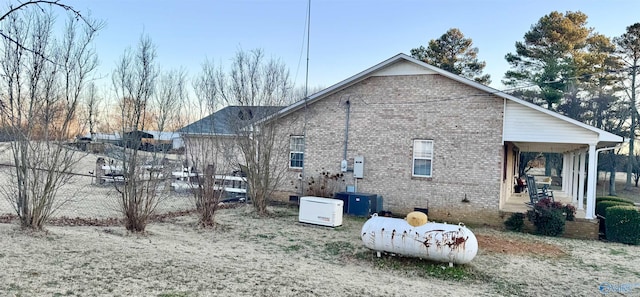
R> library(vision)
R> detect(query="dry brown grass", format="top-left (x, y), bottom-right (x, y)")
top-left (597, 178), bottom-right (640, 203)
top-left (0, 149), bottom-right (638, 296)
top-left (1, 205), bottom-right (639, 296)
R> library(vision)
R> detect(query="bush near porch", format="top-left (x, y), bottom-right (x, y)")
top-left (605, 206), bottom-right (640, 245)
top-left (520, 199), bottom-right (576, 237)
top-left (595, 199), bottom-right (635, 218)
top-left (596, 196), bottom-right (635, 207)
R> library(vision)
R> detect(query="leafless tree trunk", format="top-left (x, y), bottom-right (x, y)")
top-left (218, 49), bottom-right (292, 215)
top-left (182, 59), bottom-right (234, 227)
top-left (82, 82), bottom-right (101, 139)
top-left (111, 34), bottom-right (165, 233)
top-left (181, 131), bottom-right (233, 227)
top-left (0, 7), bottom-right (101, 229)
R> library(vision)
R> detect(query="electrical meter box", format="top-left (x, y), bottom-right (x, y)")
top-left (353, 156), bottom-right (364, 178)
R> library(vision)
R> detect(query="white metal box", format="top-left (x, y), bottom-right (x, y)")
top-left (298, 196), bottom-right (344, 227)
top-left (354, 156), bottom-right (364, 178)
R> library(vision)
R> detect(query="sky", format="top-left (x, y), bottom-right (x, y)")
top-left (56, 0), bottom-right (640, 92)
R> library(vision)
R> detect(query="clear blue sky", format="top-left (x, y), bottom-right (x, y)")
top-left (62, 0), bottom-right (640, 91)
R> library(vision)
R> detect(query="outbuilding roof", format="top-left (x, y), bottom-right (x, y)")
top-left (179, 106), bottom-right (284, 136)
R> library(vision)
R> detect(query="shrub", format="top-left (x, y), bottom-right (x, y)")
top-left (564, 204), bottom-right (576, 221)
top-left (605, 206), bottom-right (640, 245)
top-left (504, 213), bottom-right (525, 232)
top-left (303, 171), bottom-right (346, 198)
top-left (528, 207), bottom-right (565, 236)
top-left (526, 198), bottom-right (566, 236)
top-left (596, 196), bottom-right (635, 205)
top-left (596, 200), bottom-right (634, 218)
top-left (530, 198), bottom-right (576, 221)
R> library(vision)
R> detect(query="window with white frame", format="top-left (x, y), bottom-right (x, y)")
top-left (289, 136), bottom-right (304, 168)
top-left (413, 140), bottom-right (433, 177)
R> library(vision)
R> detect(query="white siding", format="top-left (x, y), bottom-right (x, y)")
top-left (172, 137), bottom-right (184, 149)
top-left (372, 60), bottom-right (437, 77)
top-left (503, 100), bottom-right (598, 144)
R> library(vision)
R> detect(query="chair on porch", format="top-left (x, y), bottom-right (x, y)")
top-left (525, 174), bottom-right (554, 205)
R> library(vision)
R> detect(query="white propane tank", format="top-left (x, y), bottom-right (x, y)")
top-left (361, 214), bottom-right (478, 265)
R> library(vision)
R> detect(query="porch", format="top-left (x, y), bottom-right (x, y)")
top-left (502, 186), bottom-right (601, 240)
top-left (501, 99), bottom-right (623, 220)
top-left (502, 188), bottom-right (587, 219)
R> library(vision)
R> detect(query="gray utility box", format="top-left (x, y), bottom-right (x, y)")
top-left (334, 192), bottom-right (383, 217)
top-left (353, 156), bottom-right (364, 178)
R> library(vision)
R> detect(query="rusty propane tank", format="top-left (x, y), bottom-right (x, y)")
top-left (361, 214), bottom-right (478, 265)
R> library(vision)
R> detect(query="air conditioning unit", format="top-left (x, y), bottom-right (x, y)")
top-left (334, 192), bottom-right (383, 217)
top-left (298, 196), bottom-right (344, 227)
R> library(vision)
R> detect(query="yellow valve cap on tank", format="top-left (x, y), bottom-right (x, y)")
top-left (405, 211), bottom-right (428, 227)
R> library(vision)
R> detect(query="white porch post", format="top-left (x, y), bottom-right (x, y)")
top-left (572, 152), bottom-right (580, 205)
top-left (585, 144), bottom-right (597, 220)
top-left (565, 152), bottom-right (574, 196)
top-left (562, 153), bottom-right (568, 193)
top-left (578, 150), bottom-right (586, 210)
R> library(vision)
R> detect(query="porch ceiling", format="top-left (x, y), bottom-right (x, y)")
top-left (513, 140), bottom-right (623, 153)
top-left (513, 142), bottom-right (587, 153)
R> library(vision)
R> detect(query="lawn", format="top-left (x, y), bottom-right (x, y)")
top-left (597, 174), bottom-right (640, 203)
top-left (1, 204), bottom-right (639, 296)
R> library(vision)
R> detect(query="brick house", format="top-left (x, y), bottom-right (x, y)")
top-left (269, 53), bottom-right (623, 226)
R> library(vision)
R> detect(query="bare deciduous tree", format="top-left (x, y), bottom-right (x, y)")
top-left (217, 49), bottom-right (292, 215)
top-left (82, 82), bottom-right (102, 139)
top-left (154, 68), bottom-right (187, 132)
top-left (0, 6), bottom-right (101, 229)
top-left (111, 34), bottom-right (165, 232)
top-left (182, 59), bottom-right (236, 226)
top-left (289, 84), bottom-right (324, 104)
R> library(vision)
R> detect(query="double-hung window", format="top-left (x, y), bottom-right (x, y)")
top-left (413, 140), bottom-right (433, 177)
top-left (289, 136), bottom-right (304, 168)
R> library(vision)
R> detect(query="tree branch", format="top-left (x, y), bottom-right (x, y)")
top-left (0, 1), bottom-right (98, 66)
top-left (0, 1), bottom-right (95, 31)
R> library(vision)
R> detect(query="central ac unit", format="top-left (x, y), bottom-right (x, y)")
top-left (298, 196), bottom-right (343, 227)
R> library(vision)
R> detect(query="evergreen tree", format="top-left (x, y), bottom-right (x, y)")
top-left (504, 11), bottom-right (592, 110)
top-left (505, 11), bottom-right (624, 178)
top-left (411, 28), bottom-right (490, 84)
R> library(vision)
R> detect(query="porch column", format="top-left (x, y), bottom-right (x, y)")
top-left (572, 152), bottom-right (580, 205)
top-left (561, 153), bottom-right (568, 193)
top-left (578, 150), bottom-right (586, 210)
top-left (585, 144), bottom-right (597, 220)
top-left (565, 152), bottom-right (574, 195)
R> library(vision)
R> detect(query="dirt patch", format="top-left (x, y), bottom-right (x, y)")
top-left (476, 233), bottom-right (567, 258)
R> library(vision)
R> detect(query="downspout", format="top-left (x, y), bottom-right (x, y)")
top-left (300, 100), bottom-right (308, 198)
top-left (341, 99), bottom-right (352, 191)
top-left (501, 98), bottom-right (506, 146)
top-left (343, 100), bottom-right (350, 161)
